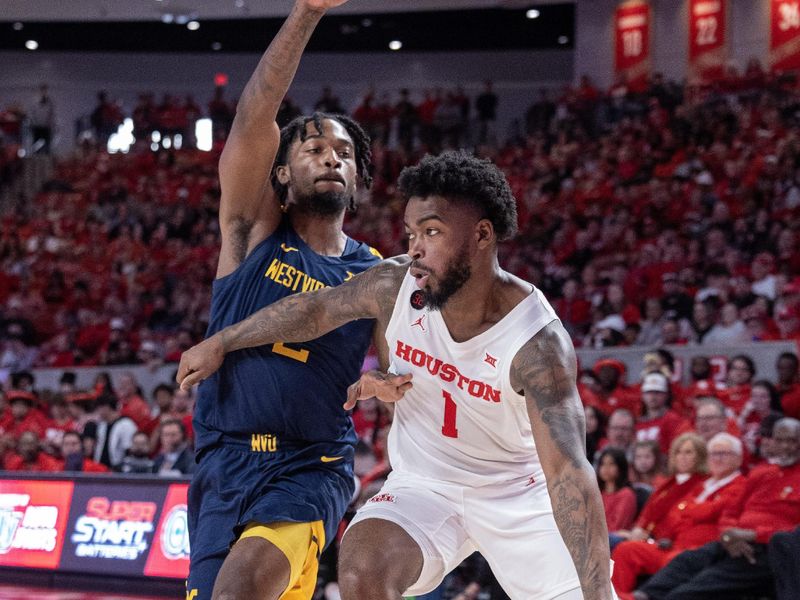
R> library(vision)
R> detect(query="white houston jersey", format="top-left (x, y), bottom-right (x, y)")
top-left (385, 269), bottom-right (559, 487)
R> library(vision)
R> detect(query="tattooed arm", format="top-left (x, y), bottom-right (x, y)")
top-left (177, 257), bottom-right (409, 389)
top-left (510, 321), bottom-right (612, 600)
top-left (216, 0), bottom-right (349, 278)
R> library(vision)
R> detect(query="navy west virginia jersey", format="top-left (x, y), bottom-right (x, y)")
top-left (193, 217), bottom-right (381, 453)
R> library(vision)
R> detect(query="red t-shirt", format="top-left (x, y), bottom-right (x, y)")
top-left (719, 462), bottom-right (800, 543)
top-left (4, 452), bottom-right (63, 472)
top-left (602, 486), bottom-right (638, 532)
top-left (636, 410), bottom-right (690, 455)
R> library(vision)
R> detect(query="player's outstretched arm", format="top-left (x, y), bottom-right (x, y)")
top-left (510, 321), bottom-right (613, 600)
top-left (177, 257), bottom-right (408, 390)
top-left (216, 0), bottom-right (349, 278)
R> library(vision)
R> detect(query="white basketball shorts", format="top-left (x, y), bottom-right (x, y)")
top-left (346, 471), bottom-right (584, 599)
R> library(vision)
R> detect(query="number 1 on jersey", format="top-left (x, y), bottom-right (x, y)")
top-left (441, 390), bottom-right (459, 438)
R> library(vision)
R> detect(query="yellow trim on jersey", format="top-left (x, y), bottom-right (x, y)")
top-left (368, 246), bottom-right (383, 259)
top-left (239, 520), bottom-right (326, 599)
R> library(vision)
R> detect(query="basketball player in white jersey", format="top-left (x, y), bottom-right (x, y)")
top-left (178, 151), bottom-right (615, 600)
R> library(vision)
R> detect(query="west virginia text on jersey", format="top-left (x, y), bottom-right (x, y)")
top-left (264, 258), bottom-right (328, 292)
top-left (193, 217), bottom-right (381, 452)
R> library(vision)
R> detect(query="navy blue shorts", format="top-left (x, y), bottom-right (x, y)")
top-left (186, 436), bottom-right (355, 600)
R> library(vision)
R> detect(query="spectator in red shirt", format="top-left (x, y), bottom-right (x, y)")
top-left (117, 371), bottom-right (151, 431)
top-left (6, 391), bottom-right (48, 440)
top-left (738, 381), bottom-right (784, 458)
top-left (597, 447), bottom-right (638, 534)
top-left (614, 433), bottom-right (708, 551)
top-left (776, 352), bottom-right (800, 419)
top-left (4, 430), bottom-right (62, 471)
top-left (690, 397), bottom-right (741, 445)
top-left (775, 305), bottom-right (800, 343)
top-left (636, 373), bottom-right (690, 455)
top-left (724, 354), bottom-right (755, 415)
top-left (675, 355), bottom-right (728, 418)
top-left (61, 430), bottom-right (108, 473)
top-left (65, 391), bottom-right (97, 435)
top-left (613, 432), bottom-right (745, 599)
top-left (633, 418), bottom-right (800, 600)
top-left (590, 359), bottom-right (640, 417)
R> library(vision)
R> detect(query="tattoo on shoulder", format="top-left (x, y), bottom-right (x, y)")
top-left (511, 321), bottom-right (584, 467)
top-left (348, 255), bottom-right (410, 321)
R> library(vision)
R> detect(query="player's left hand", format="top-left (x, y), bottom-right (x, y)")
top-left (176, 335), bottom-right (226, 391)
top-left (344, 370), bottom-right (413, 410)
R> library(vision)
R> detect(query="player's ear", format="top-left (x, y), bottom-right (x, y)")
top-left (476, 219), bottom-right (494, 249)
top-left (275, 165), bottom-right (291, 185)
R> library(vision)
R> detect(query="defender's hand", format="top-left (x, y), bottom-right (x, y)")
top-left (176, 335), bottom-right (226, 390)
top-left (300, 0), bottom-right (350, 12)
top-left (344, 370), bottom-right (413, 410)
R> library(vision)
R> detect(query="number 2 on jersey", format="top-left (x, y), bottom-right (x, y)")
top-left (441, 390), bottom-right (459, 438)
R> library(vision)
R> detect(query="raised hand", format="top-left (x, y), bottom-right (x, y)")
top-left (344, 370), bottom-right (413, 410)
top-left (300, 0), bottom-right (350, 12)
top-left (176, 335), bottom-right (226, 391)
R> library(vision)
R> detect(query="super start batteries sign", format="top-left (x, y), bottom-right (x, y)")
top-left (0, 477), bottom-right (190, 579)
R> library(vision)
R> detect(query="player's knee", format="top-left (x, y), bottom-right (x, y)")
top-left (212, 539), bottom-right (289, 600)
top-left (339, 566), bottom-right (406, 600)
top-left (211, 570), bottom-right (262, 600)
top-left (339, 547), bottom-right (418, 598)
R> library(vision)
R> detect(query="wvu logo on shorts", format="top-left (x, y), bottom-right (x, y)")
top-left (250, 433), bottom-right (278, 452)
top-left (185, 589), bottom-right (198, 600)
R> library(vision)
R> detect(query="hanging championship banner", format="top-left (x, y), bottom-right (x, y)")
top-left (615, 1), bottom-right (651, 90)
top-left (771, 0), bottom-right (800, 72)
top-left (688, 0), bottom-right (727, 82)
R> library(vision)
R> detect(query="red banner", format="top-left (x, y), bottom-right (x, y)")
top-left (688, 0), bottom-right (727, 81)
top-left (0, 480), bottom-right (74, 569)
top-left (615, 0), bottom-right (651, 90)
top-left (771, 0), bottom-right (800, 71)
top-left (143, 483), bottom-right (190, 579)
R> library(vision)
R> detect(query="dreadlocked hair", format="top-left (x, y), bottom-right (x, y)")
top-left (270, 112), bottom-right (373, 212)
top-left (397, 151), bottom-right (518, 241)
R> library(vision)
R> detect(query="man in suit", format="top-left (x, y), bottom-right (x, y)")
top-left (153, 418), bottom-right (194, 476)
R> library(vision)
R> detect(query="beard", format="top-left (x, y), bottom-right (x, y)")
top-left (291, 190), bottom-right (350, 217)
top-left (419, 245), bottom-right (471, 311)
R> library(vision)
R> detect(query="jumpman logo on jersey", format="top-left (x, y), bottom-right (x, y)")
top-left (484, 353), bottom-right (497, 368)
top-left (280, 243), bottom-right (299, 252)
top-left (411, 315), bottom-right (426, 332)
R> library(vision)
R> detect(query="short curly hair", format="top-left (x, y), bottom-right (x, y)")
top-left (397, 151), bottom-right (518, 241)
top-left (270, 112), bottom-right (373, 209)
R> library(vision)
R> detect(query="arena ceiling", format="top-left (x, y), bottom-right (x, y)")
top-left (0, 1), bottom-right (574, 53)
top-left (2, 0), bottom-right (572, 22)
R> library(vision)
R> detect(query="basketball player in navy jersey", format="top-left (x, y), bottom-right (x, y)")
top-left (179, 152), bottom-right (615, 599)
top-left (184, 1), bottom-right (382, 599)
